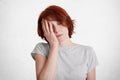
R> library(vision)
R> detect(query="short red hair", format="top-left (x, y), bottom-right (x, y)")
top-left (37, 5), bottom-right (74, 41)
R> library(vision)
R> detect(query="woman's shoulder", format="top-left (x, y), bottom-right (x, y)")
top-left (76, 43), bottom-right (93, 50)
top-left (36, 42), bottom-right (49, 47)
top-left (34, 42), bottom-right (50, 52)
top-left (31, 42), bottom-right (50, 58)
top-left (76, 43), bottom-right (96, 54)
top-left (78, 44), bottom-right (97, 56)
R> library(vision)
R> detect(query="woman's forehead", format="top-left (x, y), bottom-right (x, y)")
top-left (48, 21), bottom-right (58, 24)
top-left (45, 16), bottom-right (56, 21)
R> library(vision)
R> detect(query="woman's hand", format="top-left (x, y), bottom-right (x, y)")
top-left (42, 19), bottom-right (59, 47)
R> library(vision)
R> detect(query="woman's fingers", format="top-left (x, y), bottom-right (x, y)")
top-left (44, 19), bottom-right (50, 33)
top-left (42, 19), bottom-right (54, 34)
top-left (41, 19), bottom-right (47, 33)
top-left (49, 22), bottom-right (54, 33)
top-left (41, 19), bottom-right (59, 45)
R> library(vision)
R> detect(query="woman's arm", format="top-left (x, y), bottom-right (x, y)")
top-left (87, 68), bottom-right (96, 80)
top-left (34, 19), bottom-right (59, 80)
top-left (39, 45), bottom-right (58, 80)
top-left (35, 45), bottom-right (58, 80)
top-left (35, 53), bottom-right (46, 80)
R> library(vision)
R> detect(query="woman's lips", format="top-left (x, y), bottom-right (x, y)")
top-left (56, 34), bottom-right (62, 38)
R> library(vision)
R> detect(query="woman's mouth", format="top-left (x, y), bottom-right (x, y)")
top-left (56, 34), bottom-right (62, 38)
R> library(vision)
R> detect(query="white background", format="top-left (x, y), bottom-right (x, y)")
top-left (0, 0), bottom-right (120, 80)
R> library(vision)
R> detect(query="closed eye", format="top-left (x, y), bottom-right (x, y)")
top-left (52, 25), bottom-right (55, 32)
top-left (57, 22), bottom-right (62, 25)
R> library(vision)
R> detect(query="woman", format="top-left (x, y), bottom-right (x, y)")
top-left (31, 5), bottom-right (98, 80)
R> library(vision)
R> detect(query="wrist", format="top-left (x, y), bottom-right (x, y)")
top-left (50, 42), bottom-right (59, 47)
top-left (50, 44), bottom-right (59, 48)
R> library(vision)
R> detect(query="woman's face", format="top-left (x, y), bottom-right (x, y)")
top-left (48, 20), bottom-right (69, 42)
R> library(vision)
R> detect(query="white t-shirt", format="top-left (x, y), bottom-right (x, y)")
top-left (31, 42), bottom-right (98, 80)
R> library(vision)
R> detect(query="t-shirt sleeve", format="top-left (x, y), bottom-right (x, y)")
top-left (31, 42), bottom-right (49, 60)
top-left (87, 47), bottom-right (99, 73)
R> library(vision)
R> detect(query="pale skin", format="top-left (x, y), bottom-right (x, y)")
top-left (34, 19), bottom-right (96, 80)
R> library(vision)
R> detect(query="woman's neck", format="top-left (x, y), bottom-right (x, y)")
top-left (59, 38), bottom-right (75, 47)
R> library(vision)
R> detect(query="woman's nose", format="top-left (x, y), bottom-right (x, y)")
top-left (53, 26), bottom-right (60, 33)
